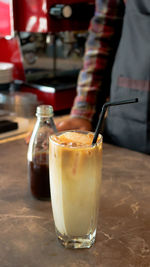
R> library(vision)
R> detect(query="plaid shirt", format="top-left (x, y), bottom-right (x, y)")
top-left (71, 0), bottom-right (125, 122)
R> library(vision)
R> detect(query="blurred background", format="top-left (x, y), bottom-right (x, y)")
top-left (0, 0), bottom-right (95, 114)
top-left (0, 0), bottom-right (94, 138)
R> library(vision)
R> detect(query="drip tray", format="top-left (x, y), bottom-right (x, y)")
top-left (19, 70), bottom-right (79, 111)
top-left (26, 69), bottom-right (79, 91)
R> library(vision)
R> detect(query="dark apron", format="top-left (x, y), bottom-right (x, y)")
top-left (105, 0), bottom-right (150, 154)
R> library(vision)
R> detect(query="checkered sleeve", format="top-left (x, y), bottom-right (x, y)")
top-left (71, 0), bottom-right (125, 121)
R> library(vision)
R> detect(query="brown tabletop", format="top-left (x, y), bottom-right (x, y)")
top-left (0, 139), bottom-right (150, 267)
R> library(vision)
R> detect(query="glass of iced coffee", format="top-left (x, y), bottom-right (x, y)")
top-left (49, 130), bottom-right (102, 249)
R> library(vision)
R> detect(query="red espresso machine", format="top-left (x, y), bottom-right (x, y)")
top-left (0, 0), bottom-right (95, 112)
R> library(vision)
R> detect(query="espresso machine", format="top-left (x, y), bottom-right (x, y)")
top-left (0, 0), bottom-right (95, 112)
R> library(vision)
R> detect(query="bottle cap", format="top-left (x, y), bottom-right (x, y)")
top-left (36, 105), bottom-right (54, 117)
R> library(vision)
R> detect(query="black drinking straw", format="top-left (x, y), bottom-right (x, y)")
top-left (92, 98), bottom-right (138, 145)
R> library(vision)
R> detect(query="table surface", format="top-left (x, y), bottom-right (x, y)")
top-left (0, 139), bottom-right (150, 267)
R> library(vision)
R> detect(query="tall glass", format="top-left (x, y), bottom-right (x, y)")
top-left (49, 130), bottom-right (103, 249)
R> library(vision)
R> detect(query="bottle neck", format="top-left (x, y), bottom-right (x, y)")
top-left (36, 115), bottom-right (52, 123)
top-left (36, 115), bottom-right (57, 133)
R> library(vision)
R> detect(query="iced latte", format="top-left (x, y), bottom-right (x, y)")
top-left (49, 130), bottom-right (102, 248)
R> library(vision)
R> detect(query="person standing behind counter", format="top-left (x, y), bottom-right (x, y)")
top-left (57, 0), bottom-right (125, 131)
top-left (56, 0), bottom-right (150, 154)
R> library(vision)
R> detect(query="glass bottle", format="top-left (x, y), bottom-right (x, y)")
top-left (27, 105), bottom-right (57, 200)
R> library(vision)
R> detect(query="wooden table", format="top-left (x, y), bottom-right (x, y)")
top-left (0, 138), bottom-right (150, 267)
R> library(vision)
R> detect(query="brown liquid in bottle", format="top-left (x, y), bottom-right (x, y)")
top-left (28, 152), bottom-right (50, 200)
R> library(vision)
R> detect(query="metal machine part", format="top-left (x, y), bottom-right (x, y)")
top-left (50, 2), bottom-right (94, 20)
top-left (12, 0), bottom-right (95, 33)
